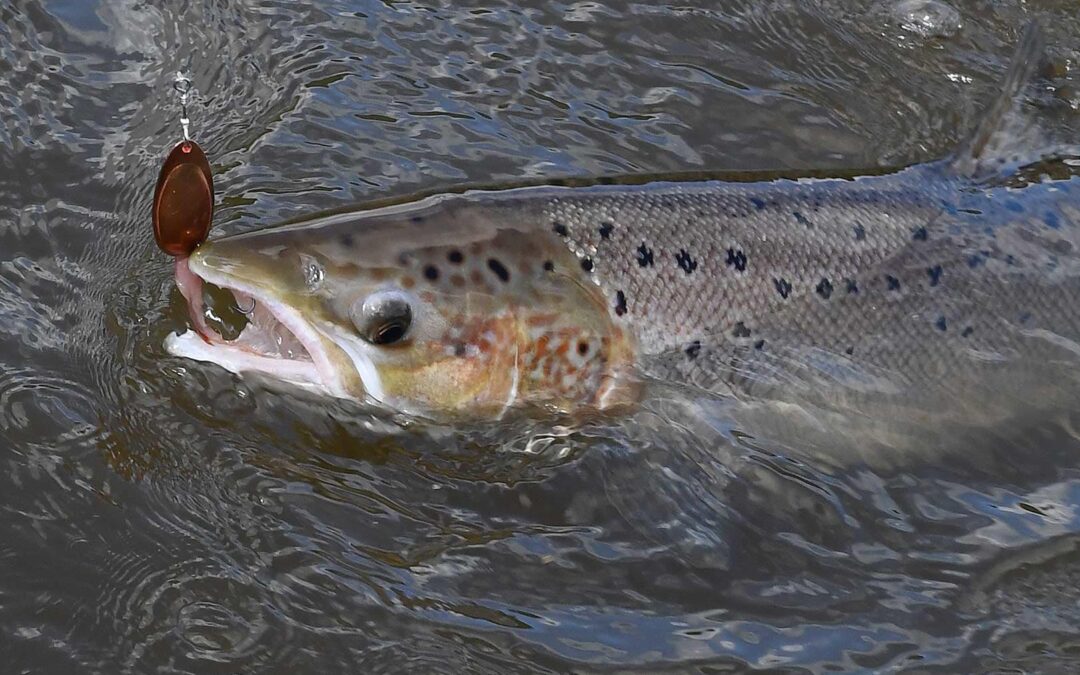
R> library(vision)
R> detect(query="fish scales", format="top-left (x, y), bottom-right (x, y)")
top-left (533, 172), bottom-right (942, 355)
top-left (638, 178), bottom-right (1080, 406)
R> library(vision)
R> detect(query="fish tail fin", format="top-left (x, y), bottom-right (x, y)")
top-left (949, 20), bottom-right (1045, 178)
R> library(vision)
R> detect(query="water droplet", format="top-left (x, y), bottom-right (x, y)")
top-left (300, 254), bottom-right (324, 291)
top-left (891, 0), bottom-right (961, 39)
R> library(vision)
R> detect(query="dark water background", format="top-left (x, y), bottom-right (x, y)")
top-left (5, 0), bottom-right (1080, 672)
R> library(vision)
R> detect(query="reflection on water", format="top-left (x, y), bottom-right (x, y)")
top-left (4, 0), bottom-right (1080, 671)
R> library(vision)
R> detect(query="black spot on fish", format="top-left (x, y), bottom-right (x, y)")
top-left (675, 250), bottom-right (698, 274)
top-left (411, 215), bottom-right (424, 224)
top-left (581, 257), bottom-right (594, 273)
top-left (962, 326), bottom-right (974, 337)
top-left (487, 258), bottom-right (510, 283)
top-left (754, 339), bottom-right (765, 350)
top-left (1006, 254), bottom-right (1017, 266)
top-left (453, 343), bottom-right (467, 357)
top-left (774, 277), bottom-right (792, 299)
top-left (553, 221), bottom-right (568, 237)
top-left (636, 242), bottom-right (654, 267)
top-left (845, 346), bottom-right (854, 356)
top-left (340, 234), bottom-right (354, 248)
top-left (853, 224), bottom-right (866, 241)
top-left (725, 248), bottom-right (747, 272)
top-left (447, 249), bottom-right (464, 264)
top-left (886, 275), bottom-right (901, 291)
top-left (845, 278), bottom-right (858, 294)
top-left (935, 316), bottom-right (947, 331)
top-left (793, 211), bottom-right (812, 227)
top-left (732, 321), bottom-right (751, 338)
top-left (1019, 311), bottom-right (1032, 325)
top-left (750, 197), bottom-right (765, 210)
top-left (543, 260), bottom-right (554, 272)
top-left (913, 226), bottom-right (928, 241)
top-left (685, 341), bottom-right (701, 360)
top-left (423, 265), bottom-right (439, 281)
top-left (614, 290), bottom-right (627, 316)
top-left (599, 222), bottom-right (614, 239)
top-left (927, 265), bottom-right (942, 286)
top-left (967, 254), bottom-right (984, 269)
top-left (816, 278), bottom-right (833, 299)
top-left (578, 341), bottom-right (589, 356)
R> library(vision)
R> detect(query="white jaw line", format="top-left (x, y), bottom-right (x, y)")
top-left (164, 258), bottom-right (349, 399)
top-left (322, 324), bottom-right (386, 405)
top-left (164, 331), bottom-right (327, 392)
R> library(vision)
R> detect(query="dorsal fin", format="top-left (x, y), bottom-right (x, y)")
top-left (949, 21), bottom-right (1045, 178)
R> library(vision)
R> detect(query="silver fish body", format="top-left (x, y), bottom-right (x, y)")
top-left (166, 22), bottom-right (1080, 418)
top-left (166, 167), bottom-right (1080, 414)
top-left (513, 170), bottom-right (1080, 388)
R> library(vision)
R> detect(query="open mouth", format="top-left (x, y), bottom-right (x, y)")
top-left (164, 256), bottom-right (341, 394)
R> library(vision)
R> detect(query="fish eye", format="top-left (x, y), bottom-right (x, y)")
top-left (351, 290), bottom-right (412, 346)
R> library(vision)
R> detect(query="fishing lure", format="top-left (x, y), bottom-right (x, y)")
top-left (152, 74), bottom-right (214, 257)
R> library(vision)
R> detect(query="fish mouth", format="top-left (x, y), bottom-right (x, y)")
top-left (164, 256), bottom-right (346, 397)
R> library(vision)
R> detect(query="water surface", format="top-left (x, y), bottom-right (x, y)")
top-left (5, 0), bottom-right (1080, 671)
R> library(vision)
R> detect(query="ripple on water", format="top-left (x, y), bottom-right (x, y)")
top-left (890, 0), bottom-right (963, 39)
top-left (0, 367), bottom-right (103, 455)
top-left (102, 555), bottom-right (287, 672)
top-left (85, 445), bottom-right (304, 672)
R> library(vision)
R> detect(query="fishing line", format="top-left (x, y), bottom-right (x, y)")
top-left (174, 73), bottom-right (192, 141)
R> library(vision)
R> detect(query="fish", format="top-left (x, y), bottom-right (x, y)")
top-left (166, 23), bottom-right (1080, 419)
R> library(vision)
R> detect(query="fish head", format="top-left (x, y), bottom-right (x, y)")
top-left (166, 194), bottom-right (639, 417)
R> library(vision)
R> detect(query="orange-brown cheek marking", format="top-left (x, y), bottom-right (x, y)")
top-left (534, 335), bottom-right (550, 356)
top-left (510, 314), bottom-right (637, 408)
top-left (396, 315), bottom-right (521, 413)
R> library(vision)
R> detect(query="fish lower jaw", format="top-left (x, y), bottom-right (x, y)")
top-left (164, 330), bottom-right (330, 393)
top-left (169, 256), bottom-right (349, 399)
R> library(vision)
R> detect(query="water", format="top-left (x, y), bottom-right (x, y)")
top-left (4, 0), bottom-right (1080, 671)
